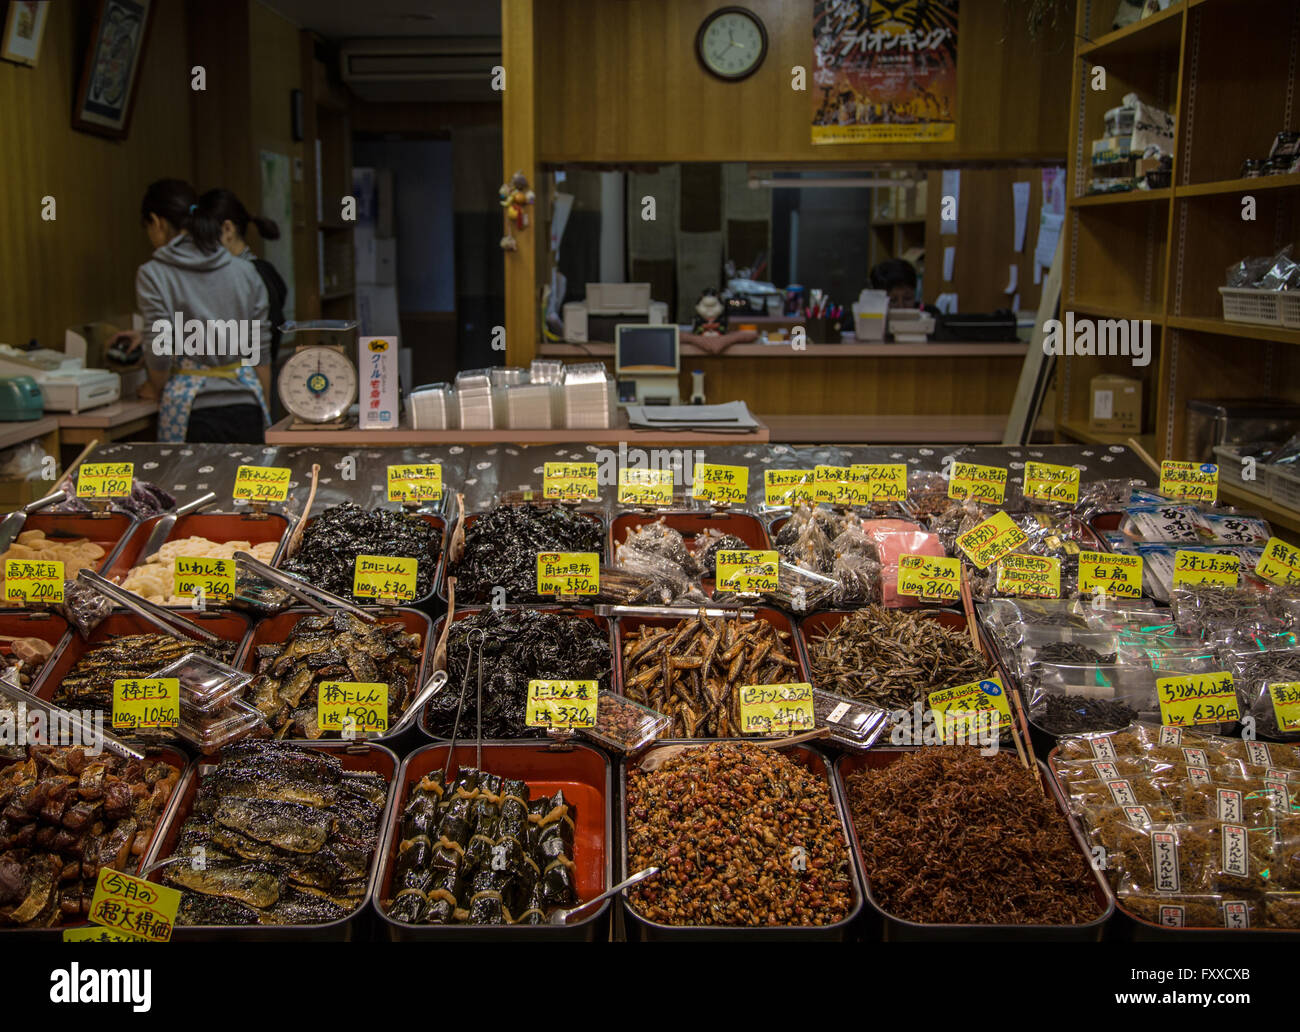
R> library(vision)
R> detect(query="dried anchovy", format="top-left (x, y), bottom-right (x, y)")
top-left (425, 609), bottom-right (611, 739)
top-left (846, 748), bottom-right (1100, 925)
top-left (626, 742), bottom-right (853, 926)
top-left (807, 606), bottom-right (990, 711)
top-left (1034, 694), bottom-right (1139, 735)
top-left (1232, 648), bottom-right (1300, 740)
top-left (1035, 641), bottom-right (1117, 665)
top-left (621, 614), bottom-right (802, 738)
top-left (281, 503), bottom-right (440, 602)
top-left (453, 504), bottom-right (603, 604)
top-left (1171, 585), bottom-right (1290, 644)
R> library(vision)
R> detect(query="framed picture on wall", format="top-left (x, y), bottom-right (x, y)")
top-left (72, 0), bottom-right (153, 139)
top-left (1, 2), bottom-right (50, 66)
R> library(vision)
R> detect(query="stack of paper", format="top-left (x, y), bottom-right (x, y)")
top-left (625, 401), bottom-right (759, 431)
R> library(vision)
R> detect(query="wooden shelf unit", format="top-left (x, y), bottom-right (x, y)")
top-left (1057, 0), bottom-right (1300, 529)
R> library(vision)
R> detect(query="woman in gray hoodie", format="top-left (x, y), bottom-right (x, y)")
top-left (115, 179), bottom-right (272, 443)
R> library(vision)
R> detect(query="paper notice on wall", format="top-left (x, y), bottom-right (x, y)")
top-left (1035, 212), bottom-right (1064, 271)
top-left (934, 293), bottom-right (958, 314)
top-left (942, 246), bottom-right (955, 282)
top-left (1041, 167), bottom-right (1067, 217)
top-left (940, 170), bottom-right (960, 233)
top-left (1012, 182), bottom-right (1030, 252)
top-left (1004, 264), bottom-right (1018, 294)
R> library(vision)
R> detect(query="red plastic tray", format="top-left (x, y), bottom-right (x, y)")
top-left (0, 512), bottom-right (135, 608)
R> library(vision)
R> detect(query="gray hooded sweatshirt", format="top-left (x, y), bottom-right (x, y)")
top-left (137, 234), bottom-right (269, 411)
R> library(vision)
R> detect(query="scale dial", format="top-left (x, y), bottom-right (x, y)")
top-left (277, 346), bottom-right (358, 423)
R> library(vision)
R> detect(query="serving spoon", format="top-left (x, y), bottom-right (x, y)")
top-left (546, 867), bottom-right (660, 925)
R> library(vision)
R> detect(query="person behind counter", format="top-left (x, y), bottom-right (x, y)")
top-left (110, 179), bottom-right (272, 444)
top-left (202, 188), bottom-right (289, 374)
top-left (869, 258), bottom-right (919, 309)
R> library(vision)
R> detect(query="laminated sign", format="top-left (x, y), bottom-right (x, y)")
top-left (1172, 551), bottom-right (1239, 588)
top-left (1256, 537), bottom-right (1300, 587)
top-left (544, 462), bottom-right (599, 502)
top-left (232, 465), bottom-right (291, 502)
top-left (813, 465), bottom-right (854, 505)
top-left (739, 682), bottom-right (814, 734)
top-left (1023, 462), bottom-right (1080, 504)
top-left (1159, 461), bottom-right (1218, 504)
top-left (896, 554), bottom-right (960, 601)
top-left (764, 469), bottom-right (815, 506)
top-left (88, 868), bottom-right (180, 943)
top-left (848, 464), bottom-right (908, 504)
top-left (536, 552), bottom-right (599, 596)
top-left (1078, 551), bottom-right (1143, 599)
top-left (947, 462), bottom-right (1007, 504)
top-left (526, 679), bottom-right (598, 728)
top-left (173, 557), bottom-right (235, 601)
top-left (318, 681), bottom-right (388, 734)
top-left (995, 554), bottom-right (1061, 599)
top-left (387, 464), bottom-right (442, 504)
top-left (1269, 683), bottom-right (1300, 734)
top-left (1157, 672), bottom-right (1239, 727)
top-left (76, 462), bottom-right (133, 499)
top-left (692, 464), bottom-right (748, 505)
top-left (4, 559), bottom-right (64, 604)
top-left (112, 678), bottom-right (179, 730)
top-left (956, 511), bottom-right (1027, 569)
top-left (618, 467), bottom-right (674, 505)
top-left (353, 555), bottom-right (418, 602)
top-left (715, 549), bottom-right (779, 593)
top-left (928, 676), bottom-right (1013, 740)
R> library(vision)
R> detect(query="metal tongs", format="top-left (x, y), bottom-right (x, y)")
top-left (77, 569), bottom-right (222, 644)
top-left (376, 668), bottom-right (448, 739)
top-left (232, 551), bottom-right (378, 624)
top-left (0, 490), bottom-right (67, 553)
top-left (135, 491), bottom-right (218, 561)
top-left (0, 669), bottom-right (143, 761)
top-left (593, 604), bottom-right (755, 620)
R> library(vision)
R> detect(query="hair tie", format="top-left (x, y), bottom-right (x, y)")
top-left (189, 204), bottom-right (197, 213)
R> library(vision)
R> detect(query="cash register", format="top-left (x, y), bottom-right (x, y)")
top-left (615, 324), bottom-right (680, 407)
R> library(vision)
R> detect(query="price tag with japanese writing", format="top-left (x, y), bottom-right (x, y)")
top-left (1159, 461), bottom-right (1219, 504)
top-left (173, 557), bottom-right (235, 601)
top-left (947, 462), bottom-right (1008, 504)
top-left (526, 679), bottom-right (598, 728)
top-left (76, 462), bottom-right (134, 499)
top-left (1172, 551), bottom-right (1239, 588)
top-left (353, 555), bottom-right (418, 602)
top-left (88, 867), bottom-right (180, 943)
top-left (715, 549), bottom-right (779, 593)
top-left (739, 682), bottom-right (814, 734)
top-left (764, 469), bottom-right (815, 506)
top-left (1269, 683), bottom-right (1300, 734)
top-left (232, 464), bottom-right (291, 502)
top-left (1024, 462), bottom-right (1080, 504)
top-left (813, 465), bottom-right (853, 505)
top-left (692, 463), bottom-right (749, 505)
top-left (956, 510), bottom-right (1028, 569)
top-left (618, 467), bottom-right (674, 505)
top-left (849, 463), bottom-right (907, 503)
top-left (4, 559), bottom-right (64, 604)
top-left (62, 925), bottom-right (151, 942)
top-left (1078, 551), bottom-right (1143, 599)
top-left (1256, 537), bottom-right (1300, 587)
top-left (317, 681), bottom-right (388, 734)
top-left (536, 552), bottom-right (600, 596)
top-left (1157, 672), bottom-right (1239, 727)
top-left (112, 678), bottom-right (179, 730)
top-left (387, 463), bottom-right (442, 504)
top-left (896, 554), bottom-right (961, 601)
top-left (544, 462), bottom-right (599, 502)
top-left (928, 676), bottom-right (1013, 740)
top-left (995, 554), bottom-right (1061, 598)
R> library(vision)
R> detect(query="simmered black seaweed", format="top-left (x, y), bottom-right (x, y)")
top-left (452, 504), bottom-right (603, 603)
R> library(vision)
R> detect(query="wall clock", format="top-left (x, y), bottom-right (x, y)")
top-left (695, 6), bottom-right (767, 81)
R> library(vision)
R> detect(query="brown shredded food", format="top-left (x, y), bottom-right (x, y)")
top-left (846, 748), bottom-right (1102, 925)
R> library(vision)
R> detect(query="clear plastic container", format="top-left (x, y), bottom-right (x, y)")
top-left (176, 697), bottom-right (265, 754)
top-left (813, 688), bottom-right (887, 749)
top-left (581, 690), bottom-right (672, 754)
top-left (150, 652), bottom-right (253, 715)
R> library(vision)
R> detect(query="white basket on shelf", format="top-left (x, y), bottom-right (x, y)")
top-left (1211, 444), bottom-right (1264, 494)
top-left (1279, 291), bottom-right (1300, 328)
top-left (1266, 462), bottom-right (1300, 512)
top-left (1219, 287), bottom-right (1285, 327)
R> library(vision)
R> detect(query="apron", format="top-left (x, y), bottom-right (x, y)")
top-left (157, 362), bottom-right (270, 443)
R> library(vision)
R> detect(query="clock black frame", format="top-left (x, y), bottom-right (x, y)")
top-left (695, 5), bottom-right (768, 82)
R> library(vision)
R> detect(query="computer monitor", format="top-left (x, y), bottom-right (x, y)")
top-left (615, 324), bottom-right (679, 375)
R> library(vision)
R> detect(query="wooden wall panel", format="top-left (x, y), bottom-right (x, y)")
top-left (534, 0), bottom-right (1074, 164)
top-left (0, 0), bottom-right (195, 350)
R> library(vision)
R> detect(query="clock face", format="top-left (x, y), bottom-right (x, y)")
top-left (277, 346), bottom-right (358, 423)
top-left (697, 7), bottom-right (767, 80)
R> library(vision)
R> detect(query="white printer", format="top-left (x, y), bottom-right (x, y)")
top-left (563, 282), bottom-right (669, 343)
top-left (0, 343), bottom-right (120, 414)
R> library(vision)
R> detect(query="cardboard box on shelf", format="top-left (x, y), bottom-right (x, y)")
top-left (359, 336), bottom-right (399, 430)
top-left (1090, 374), bottom-right (1142, 432)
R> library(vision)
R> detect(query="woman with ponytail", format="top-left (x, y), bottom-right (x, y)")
top-left (109, 178), bottom-right (272, 443)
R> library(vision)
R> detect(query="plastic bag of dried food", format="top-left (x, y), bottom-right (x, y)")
top-left (1199, 510), bottom-right (1272, 547)
top-left (601, 553), bottom-right (697, 606)
top-left (1104, 822), bottom-right (1217, 896)
top-left (1170, 584), bottom-right (1288, 647)
top-left (1185, 820), bottom-right (1283, 895)
top-left (1075, 478), bottom-right (1147, 523)
top-left (57, 580), bottom-right (112, 639)
top-left (1056, 723), bottom-right (1156, 761)
top-left (1066, 774), bottom-right (1165, 811)
top-left (1119, 892), bottom-right (1249, 930)
top-left (928, 499), bottom-right (996, 555)
top-left (773, 507), bottom-right (835, 574)
top-left (1026, 667), bottom-right (1150, 736)
top-left (829, 546), bottom-right (881, 606)
top-left (861, 519), bottom-right (944, 608)
top-left (1052, 755), bottom-right (1150, 786)
top-left (615, 518), bottom-right (692, 571)
top-left (905, 469), bottom-right (950, 518)
top-left (766, 559), bottom-right (839, 612)
top-left (1120, 504), bottom-right (1210, 544)
top-left (1224, 645), bottom-right (1300, 742)
top-left (1166, 779), bottom-right (1287, 826)
top-left (1238, 740), bottom-right (1300, 779)
top-left (1082, 596), bottom-right (1176, 634)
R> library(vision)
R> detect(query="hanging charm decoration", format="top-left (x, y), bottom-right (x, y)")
top-left (498, 170), bottom-right (536, 251)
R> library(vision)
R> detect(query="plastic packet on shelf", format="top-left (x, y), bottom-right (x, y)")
top-left (579, 690), bottom-right (671, 754)
top-left (1120, 504), bottom-right (1209, 544)
top-left (1170, 584), bottom-right (1290, 646)
top-left (765, 560), bottom-right (839, 612)
top-left (1118, 892), bottom-right (1249, 930)
top-left (1082, 597), bottom-right (1176, 634)
top-left (903, 469), bottom-right (951, 519)
top-left (1104, 822), bottom-right (1218, 896)
top-left (1199, 510), bottom-right (1272, 547)
top-left (615, 518), bottom-right (692, 572)
top-left (1223, 645), bottom-right (1300, 742)
top-left (1138, 543), bottom-right (1264, 603)
top-left (1026, 667), bottom-right (1151, 736)
top-left (1165, 778), bottom-right (1289, 826)
top-left (1055, 722), bottom-right (1156, 761)
top-left (1074, 478), bottom-right (1149, 523)
top-left (1052, 755), bottom-right (1150, 785)
top-left (692, 526), bottom-right (751, 577)
top-left (57, 580), bottom-right (112, 639)
top-left (1065, 775), bottom-right (1165, 812)
top-left (149, 652), bottom-right (253, 716)
top-left (812, 688), bottom-right (886, 750)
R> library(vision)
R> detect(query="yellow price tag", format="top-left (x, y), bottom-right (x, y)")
top-left (544, 462), bottom-right (599, 502)
top-left (62, 925), bottom-right (152, 942)
top-left (956, 511), bottom-right (1028, 570)
top-left (948, 462), bottom-right (1008, 504)
top-left (1024, 462), bottom-right (1080, 504)
top-left (1159, 460), bottom-right (1219, 504)
top-left (995, 554), bottom-right (1061, 598)
top-left (764, 469), bottom-right (815, 506)
top-left (618, 468), bottom-right (674, 505)
top-left (387, 464), bottom-right (442, 504)
top-left (4, 558), bottom-right (64, 604)
top-left (1256, 537), bottom-right (1300, 587)
top-left (739, 682), bottom-right (814, 734)
top-left (1269, 683), bottom-right (1300, 734)
top-left (928, 676), bottom-right (1013, 740)
top-left (814, 465), bottom-right (854, 505)
top-left (526, 679), bottom-right (598, 728)
top-left (88, 867), bottom-right (181, 943)
top-left (1172, 551), bottom-right (1239, 588)
top-left (353, 555), bottom-right (419, 602)
top-left (692, 463), bottom-right (749, 505)
top-left (232, 464), bottom-right (291, 502)
top-left (1156, 671), bottom-right (1239, 727)
top-left (317, 681), bottom-right (389, 734)
top-left (112, 678), bottom-right (179, 730)
top-left (849, 463), bottom-right (908, 504)
top-left (173, 557), bottom-right (235, 601)
top-left (715, 549), bottom-right (779, 593)
top-left (896, 554), bottom-right (961, 601)
top-left (1078, 551), bottom-right (1143, 599)
top-left (76, 462), bottom-right (134, 499)
top-left (536, 552), bottom-right (600, 595)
